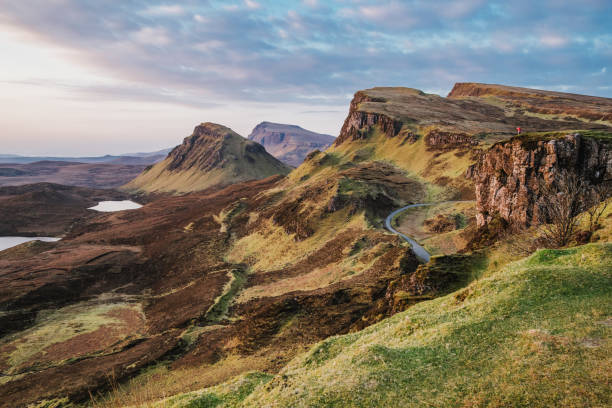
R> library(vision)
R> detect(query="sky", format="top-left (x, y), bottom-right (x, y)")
top-left (0, 0), bottom-right (611, 156)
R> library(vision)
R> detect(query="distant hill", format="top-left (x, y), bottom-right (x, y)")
top-left (0, 148), bottom-right (171, 165)
top-left (123, 122), bottom-right (291, 194)
top-left (0, 161), bottom-right (150, 189)
top-left (248, 122), bottom-right (335, 166)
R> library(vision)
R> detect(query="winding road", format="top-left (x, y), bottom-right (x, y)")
top-left (385, 204), bottom-right (435, 263)
top-left (385, 201), bottom-right (475, 263)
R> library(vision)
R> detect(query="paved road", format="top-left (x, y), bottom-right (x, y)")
top-left (385, 201), bottom-right (475, 263)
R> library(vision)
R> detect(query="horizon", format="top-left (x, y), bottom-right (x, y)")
top-left (1, 0), bottom-right (611, 156)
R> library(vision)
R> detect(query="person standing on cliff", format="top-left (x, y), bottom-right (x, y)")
top-left (516, 126), bottom-right (522, 135)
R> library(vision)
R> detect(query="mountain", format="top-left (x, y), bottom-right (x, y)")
top-left (1, 84), bottom-right (611, 407)
top-left (247, 122), bottom-right (335, 166)
top-left (123, 123), bottom-right (291, 194)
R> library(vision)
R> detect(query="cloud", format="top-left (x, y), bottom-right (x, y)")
top-left (142, 5), bottom-right (185, 16)
top-left (1, 0), bottom-right (611, 155)
top-left (131, 26), bottom-right (171, 46)
top-left (244, 0), bottom-right (260, 10)
top-left (539, 34), bottom-right (568, 48)
top-left (0, 0), bottom-right (610, 112)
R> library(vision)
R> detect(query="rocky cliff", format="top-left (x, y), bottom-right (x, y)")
top-left (123, 123), bottom-right (291, 194)
top-left (469, 132), bottom-right (612, 227)
top-left (247, 122), bottom-right (335, 166)
top-left (334, 90), bottom-right (406, 146)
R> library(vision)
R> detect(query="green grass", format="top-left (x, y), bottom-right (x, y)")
top-left (144, 372), bottom-right (273, 408)
top-left (238, 243), bottom-right (612, 407)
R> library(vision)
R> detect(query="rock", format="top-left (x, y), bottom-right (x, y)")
top-left (470, 133), bottom-right (612, 227)
top-left (334, 91), bottom-right (403, 146)
top-left (425, 129), bottom-right (479, 150)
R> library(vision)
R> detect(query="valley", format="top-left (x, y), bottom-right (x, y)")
top-left (0, 83), bottom-right (610, 408)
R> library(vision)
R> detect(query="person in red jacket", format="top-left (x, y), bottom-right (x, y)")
top-left (516, 126), bottom-right (522, 135)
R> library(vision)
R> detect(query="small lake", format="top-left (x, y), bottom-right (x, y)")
top-left (0, 237), bottom-right (61, 252)
top-left (88, 200), bottom-right (142, 212)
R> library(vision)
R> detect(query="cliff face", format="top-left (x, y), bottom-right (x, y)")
top-left (247, 122), bottom-right (334, 167)
top-left (334, 91), bottom-right (405, 146)
top-left (123, 123), bottom-right (291, 194)
top-left (469, 133), bottom-right (612, 227)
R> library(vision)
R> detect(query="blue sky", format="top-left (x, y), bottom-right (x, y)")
top-left (0, 0), bottom-right (611, 155)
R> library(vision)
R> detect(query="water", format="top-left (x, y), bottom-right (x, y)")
top-left (88, 200), bottom-right (142, 212)
top-left (0, 236), bottom-right (61, 252)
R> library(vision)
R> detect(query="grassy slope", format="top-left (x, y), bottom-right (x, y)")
top-left (156, 243), bottom-right (611, 408)
top-left (124, 134), bottom-right (290, 194)
top-left (321, 128), bottom-right (475, 201)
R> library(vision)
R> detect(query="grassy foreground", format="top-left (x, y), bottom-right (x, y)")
top-left (145, 243), bottom-right (611, 407)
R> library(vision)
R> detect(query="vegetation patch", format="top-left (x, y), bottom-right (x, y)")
top-left (204, 268), bottom-right (248, 324)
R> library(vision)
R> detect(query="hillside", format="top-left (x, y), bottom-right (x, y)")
top-left (247, 122), bottom-right (335, 166)
top-left (123, 123), bottom-right (291, 194)
top-left (156, 243), bottom-right (611, 407)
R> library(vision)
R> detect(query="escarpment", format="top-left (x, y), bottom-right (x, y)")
top-left (470, 133), bottom-right (612, 227)
top-left (334, 91), bottom-right (404, 146)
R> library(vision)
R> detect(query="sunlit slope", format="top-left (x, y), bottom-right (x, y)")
top-left (155, 243), bottom-right (611, 407)
top-left (123, 123), bottom-right (291, 194)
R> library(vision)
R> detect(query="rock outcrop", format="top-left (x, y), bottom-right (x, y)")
top-left (247, 122), bottom-right (335, 167)
top-left (469, 133), bottom-right (612, 227)
top-left (334, 91), bottom-right (405, 146)
top-left (424, 129), bottom-right (479, 150)
top-left (123, 123), bottom-right (291, 194)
